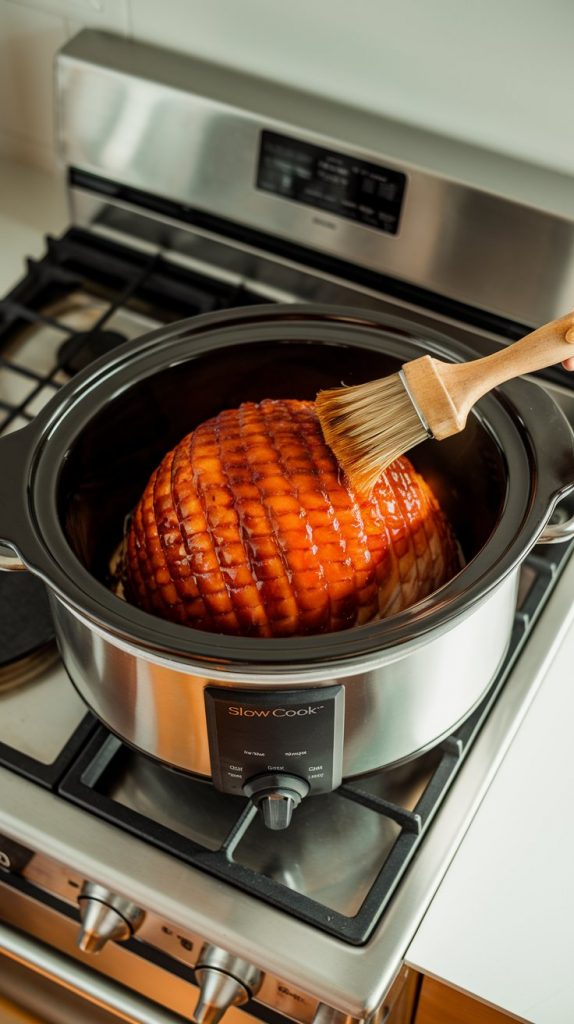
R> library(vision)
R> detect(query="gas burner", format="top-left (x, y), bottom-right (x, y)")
top-left (0, 574), bottom-right (56, 691)
top-left (57, 328), bottom-right (129, 375)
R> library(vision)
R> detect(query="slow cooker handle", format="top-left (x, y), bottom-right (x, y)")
top-left (539, 502), bottom-right (574, 544)
top-left (520, 375), bottom-right (574, 546)
top-left (538, 436), bottom-right (574, 544)
top-left (0, 425), bottom-right (41, 572)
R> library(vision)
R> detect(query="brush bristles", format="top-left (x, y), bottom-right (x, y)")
top-left (316, 373), bottom-right (429, 495)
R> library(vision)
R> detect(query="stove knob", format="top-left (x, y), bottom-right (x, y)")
top-left (243, 773), bottom-right (310, 830)
top-left (193, 944), bottom-right (262, 1024)
top-left (77, 882), bottom-right (145, 954)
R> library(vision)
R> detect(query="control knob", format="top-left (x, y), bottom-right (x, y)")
top-left (77, 881), bottom-right (145, 954)
top-left (192, 944), bottom-right (263, 1024)
top-left (243, 773), bottom-right (310, 830)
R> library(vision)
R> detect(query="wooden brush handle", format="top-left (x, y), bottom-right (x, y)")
top-left (405, 311), bottom-right (574, 440)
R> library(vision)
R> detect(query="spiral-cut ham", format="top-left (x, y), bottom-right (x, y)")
top-left (124, 399), bottom-right (461, 637)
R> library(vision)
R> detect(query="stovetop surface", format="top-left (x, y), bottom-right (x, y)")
top-left (1, 225), bottom-right (573, 947)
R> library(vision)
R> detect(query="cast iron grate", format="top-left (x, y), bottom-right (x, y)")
top-left (59, 725), bottom-right (460, 945)
top-left (0, 227), bottom-right (265, 434)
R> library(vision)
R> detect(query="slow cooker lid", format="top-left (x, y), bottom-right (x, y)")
top-left (24, 304), bottom-right (567, 669)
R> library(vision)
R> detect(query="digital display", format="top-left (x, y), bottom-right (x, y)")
top-left (257, 130), bottom-right (406, 235)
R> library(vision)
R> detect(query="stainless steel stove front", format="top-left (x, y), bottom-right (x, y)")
top-left (0, 804), bottom-right (417, 1024)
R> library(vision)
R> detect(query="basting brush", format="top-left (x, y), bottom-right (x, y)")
top-left (316, 312), bottom-right (574, 495)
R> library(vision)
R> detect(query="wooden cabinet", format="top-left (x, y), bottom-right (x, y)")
top-left (0, 992), bottom-right (45, 1023)
top-left (384, 967), bottom-right (420, 1024)
top-left (414, 976), bottom-right (518, 1024)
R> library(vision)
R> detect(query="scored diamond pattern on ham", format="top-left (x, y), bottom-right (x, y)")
top-left (125, 399), bottom-right (460, 636)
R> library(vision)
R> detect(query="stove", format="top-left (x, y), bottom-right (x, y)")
top-left (1, 27), bottom-right (574, 1024)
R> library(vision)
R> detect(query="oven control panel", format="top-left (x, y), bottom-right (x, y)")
top-left (257, 130), bottom-right (407, 235)
top-left (204, 685), bottom-right (345, 797)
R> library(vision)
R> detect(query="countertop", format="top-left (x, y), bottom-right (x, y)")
top-left (406, 566), bottom-right (574, 1024)
top-left (1, 155), bottom-right (574, 1024)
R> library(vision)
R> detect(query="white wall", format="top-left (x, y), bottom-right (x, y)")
top-left (1, 0), bottom-right (574, 178)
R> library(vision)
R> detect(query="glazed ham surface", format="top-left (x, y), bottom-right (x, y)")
top-left (124, 399), bottom-right (460, 637)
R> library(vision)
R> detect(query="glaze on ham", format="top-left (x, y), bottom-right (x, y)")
top-left (124, 399), bottom-right (460, 636)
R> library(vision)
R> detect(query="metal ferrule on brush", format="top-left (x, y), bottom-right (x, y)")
top-left (398, 369), bottom-right (434, 438)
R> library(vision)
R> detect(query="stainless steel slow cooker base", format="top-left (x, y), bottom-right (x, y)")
top-left (50, 570), bottom-right (519, 778)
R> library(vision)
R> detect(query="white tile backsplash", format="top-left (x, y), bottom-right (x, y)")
top-left (0, 0), bottom-right (131, 172)
top-left (6, 0), bottom-right (130, 32)
top-left (0, 128), bottom-right (57, 172)
top-left (0, 0), bottom-right (67, 150)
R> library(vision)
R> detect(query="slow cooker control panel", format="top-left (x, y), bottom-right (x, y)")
top-left (204, 685), bottom-right (345, 799)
